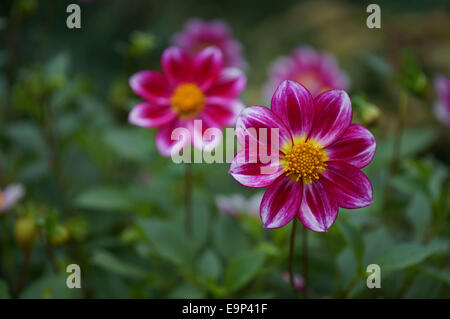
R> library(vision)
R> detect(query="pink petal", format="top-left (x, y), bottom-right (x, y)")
top-left (260, 176), bottom-right (303, 228)
top-left (321, 161), bottom-right (373, 209)
top-left (271, 80), bottom-right (315, 138)
top-left (155, 120), bottom-right (190, 157)
top-left (326, 124), bottom-right (376, 168)
top-left (202, 97), bottom-right (244, 127)
top-left (129, 71), bottom-right (171, 104)
top-left (193, 46), bottom-right (223, 91)
top-left (161, 47), bottom-right (193, 87)
top-left (309, 90), bottom-right (352, 147)
top-left (298, 179), bottom-right (338, 232)
top-left (186, 118), bottom-right (223, 152)
top-left (205, 67), bottom-right (247, 97)
top-left (236, 105), bottom-right (292, 151)
top-left (128, 102), bottom-right (176, 128)
top-left (229, 148), bottom-right (284, 188)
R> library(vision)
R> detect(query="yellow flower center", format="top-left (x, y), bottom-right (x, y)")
top-left (282, 138), bottom-right (328, 184)
top-left (0, 192), bottom-right (3, 204)
top-left (171, 83), bottom-right (205, 118)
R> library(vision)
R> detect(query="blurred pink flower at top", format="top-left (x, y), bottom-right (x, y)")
top-left (0, 184), bottom-right (25, 213)
top-left (215, 192), bottom-right (263, 218)
top-left (281, 272), bottom-right (305, 291)
top-left (264, 46), bottom-right (349, 99)
top-left (172, 18), bottom-right (247, 70)
top-left (128, 46), bottom-right (246, 156)
top-left (434, 75), bottom-right (450, 127)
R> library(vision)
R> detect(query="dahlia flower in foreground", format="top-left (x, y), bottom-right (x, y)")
top-left (264, 46), bottom-right (349, 99)
top-left (229, 80), bottom-right (375, 232)
top-left (172, 18), bottom-right (247, 70)
top-left (434, 75), bottom-right (450, 127)
top-left (0, 184), bottom-right (25, 213)
top-left (129, 46), bottom-right (246, 156)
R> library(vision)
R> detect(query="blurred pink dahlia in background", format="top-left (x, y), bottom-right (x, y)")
top-left (215, 192), bottom-right (263, 218)
top-left (172, 18), bottom-right (247, 70)
top-left (434, 75), bottom-right (450, 127)
top-left (128, 46), bottom-right (246, 156)
top-left (0, 184), bottom-right (25, 213)
top-left (264, 46), bottom-right (349, 99)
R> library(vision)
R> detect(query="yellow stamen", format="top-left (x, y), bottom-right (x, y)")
top-left (0, 192), bottom-right (3, 205)
top-left (282, 137), bottom-right (328, 184)
top-left (170, 83), bottom-right (205, 118)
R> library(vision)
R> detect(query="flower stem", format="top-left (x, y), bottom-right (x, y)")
top-left (14, 248), bottom-right (32, 299)
top-left (301, 225), bottom-right (309, 298)
top-left (184, 163), bottom-right (192, 237)
top-left (391, 90), bottom-right (408, 175)
top-left (288, 218), bottom-right (298, 297)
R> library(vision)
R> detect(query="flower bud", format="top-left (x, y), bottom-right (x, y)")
top-left (14, 216), bottom-right (38, 251)
top-left (49, 225), bottom-right (70, 246)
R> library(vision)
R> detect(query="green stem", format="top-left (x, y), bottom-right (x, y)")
top-left (288, 218), bottom-right (298, 297)
top-left (14, 248), bottom-right (32, 299)
top-left (391, 90), bottom-right (408, 175)
top-left (302, 225), bottom-right (309, 298)
top-left (184, 163), bottom-right (192, 237)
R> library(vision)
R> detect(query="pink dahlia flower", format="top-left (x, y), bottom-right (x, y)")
top-left (129, 46), bottom-right (246, 156)
top-left (434, 75), bottom-right (450, 127)
top-left (172, 18), bottom-right (247, 70)
top-left (229, 80), bottom-right (376, 232)
top-left (264, 46), bottom-right (349, 98)
top-left (0, 184), bottom-right (25, 213)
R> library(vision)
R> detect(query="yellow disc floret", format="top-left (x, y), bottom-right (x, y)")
top-left (0, 192), bottom-right (3, 205)
top-left (282, 138), bottom-right (328, 184)
top-left (171, 83), bottom-right (205, 118)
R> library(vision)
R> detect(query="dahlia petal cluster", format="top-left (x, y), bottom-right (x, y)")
top-left (230, 80), bottom-right (376, 232)
top-left (129, 46), bottom-right (246, 156)
top-left (172, 18), bottom-right (247, 70)
top-left (434, 75), bottom-right (450, 127)
top-left (264, 46), bottom-right (349, 98)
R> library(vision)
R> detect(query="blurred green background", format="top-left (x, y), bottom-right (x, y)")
top-left (0, 0), bottom-right (449, 298)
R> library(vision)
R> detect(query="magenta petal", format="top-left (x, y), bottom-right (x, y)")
top-left (129, 71), bottom-right (171, 104)
top-left (271, 80), bottom-right (315, 138)
top-left (322, 161), bottom-right (373, 209)
top-left (260, 176), bottom-right (303, 228)
top-left (161, 47), bottom-right (192, 86)
top-left (206, 67), bottom-right (247, 97)
top-left (298, 179), bottom-right (338, 232)
top-left (128, 102), bottom-right (176, 128)
top-left (309, 90), bottom-right (352, 147)
top-left (229, 148), bottom-right (284, 188)
top-left (326, 124), bottom-right (376, 168)
top-left (193, 46), bottom-right (223, 91)
top-left (236, 105), bottom-right (292, 151)
top-left (203, 97), bottom-right (244, 126)
top-left (155, 120), bottom-right (190, 157)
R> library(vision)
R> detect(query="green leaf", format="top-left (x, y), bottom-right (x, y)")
top-left (377, 243), bottom-right (444, 272)
top-left (139, 219), bottom-right (194, 265)
top-left (0, 280), bottom-right (10, 299)
top-left (169, 284), bottom-right (205, 299)
top-left (418, 265), bottom-right (450, 286)
top-left (406, 193), bottom-right (431, 241)
top-left (75, 186), bottom-right (135, 212)
top-left (213, 214), bottom-right (250, 260)
top-left (91, 250), bottom-right (145, 278)
top-left (224, 251), bottom-right (265, 292)
top-left (338, 219), bottom-right (364, 265)
top-left (197, 250), bottom-right (222, 281)
top-left (104, 127), bottom-right (155, 162)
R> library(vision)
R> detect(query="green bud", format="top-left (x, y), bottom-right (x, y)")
top-left (14, 216), bottom-right (38, 251)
